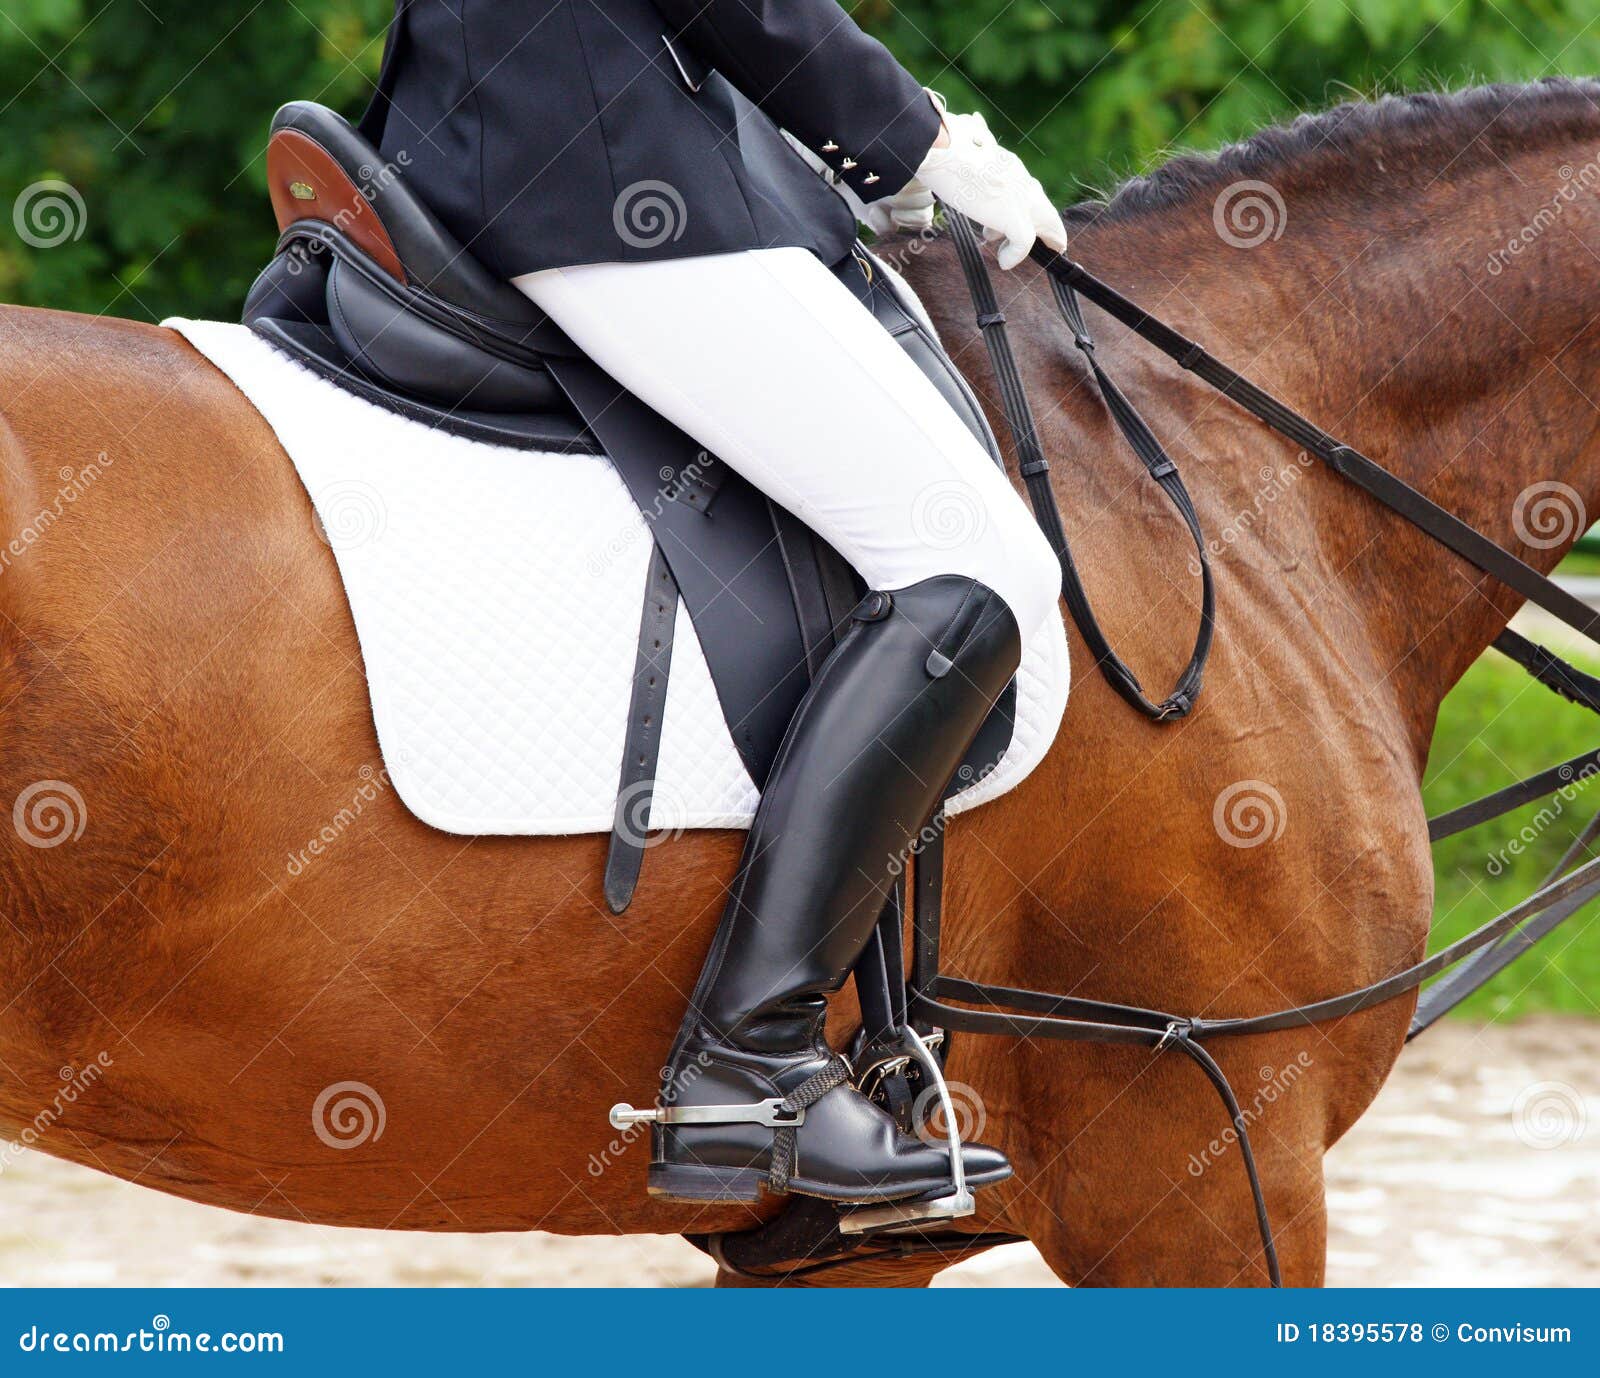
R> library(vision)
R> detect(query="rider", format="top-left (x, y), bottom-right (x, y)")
top-left (369, 0), bottom-right (1066, 1207)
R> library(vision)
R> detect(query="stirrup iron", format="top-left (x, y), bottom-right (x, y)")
top-left (838, 1026), bottom-right (975, 1234)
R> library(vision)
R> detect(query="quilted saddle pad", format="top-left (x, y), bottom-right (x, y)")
top-left (166, 318), bottom-right (1070, 835)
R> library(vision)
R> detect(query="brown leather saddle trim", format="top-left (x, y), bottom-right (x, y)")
top-left (266, 127), bottom-right (406, 285)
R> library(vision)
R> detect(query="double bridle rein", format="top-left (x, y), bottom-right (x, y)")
top-left (704, 211), bottom-right (1600, 1286)
top-left (914, 208), bottom-right (1600, 1285)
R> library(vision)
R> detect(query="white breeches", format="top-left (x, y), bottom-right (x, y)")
top-left (512, 246), bottom-right (1060, 642)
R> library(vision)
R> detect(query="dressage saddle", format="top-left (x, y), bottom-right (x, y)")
top-left (244, 100), bottom-right (1017, 908)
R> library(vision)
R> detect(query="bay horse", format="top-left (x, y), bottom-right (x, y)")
top-left (1, 80), bottom-right (1596, 1286)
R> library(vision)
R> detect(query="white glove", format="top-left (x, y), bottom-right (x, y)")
top-left (862, 176), bottom-right (935, 236)
top-left (913, 95), bottom-right (1067, 270)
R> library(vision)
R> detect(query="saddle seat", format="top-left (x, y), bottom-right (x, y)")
top-left (241, 98), bottom-right (1019, 889)
top-left (244, 101), bottom-right (595, 452)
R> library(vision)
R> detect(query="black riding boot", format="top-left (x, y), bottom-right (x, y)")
top-left (647, 574), bottom-right (1021, 1204)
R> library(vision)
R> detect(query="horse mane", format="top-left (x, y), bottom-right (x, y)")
top-left (1066, 76), bottom-right (1600, 229)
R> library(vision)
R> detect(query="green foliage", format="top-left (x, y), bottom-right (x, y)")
top-left (1425, 647), bottom-right (1600, 1020)
top-left (876, 0), bottom-right (1600, 201)
top-left (8, 1), bottom-right (1600, 318)
top-left (0, 0), bottom-right (391, 319)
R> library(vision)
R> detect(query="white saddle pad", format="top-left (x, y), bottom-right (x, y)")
top-left (166, 319), bottom-right (1069, 835)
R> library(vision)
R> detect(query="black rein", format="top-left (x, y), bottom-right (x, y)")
top-left (928, 207), bottom-right (1600, 1288)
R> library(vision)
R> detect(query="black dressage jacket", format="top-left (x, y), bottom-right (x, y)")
top-left (362, 0), bottom-right (941, 279)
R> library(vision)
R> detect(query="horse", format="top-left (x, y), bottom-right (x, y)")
top-left (0, 78), bottom-right (1595, 1287)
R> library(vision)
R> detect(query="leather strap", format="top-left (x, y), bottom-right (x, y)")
top-left (1409, 862), bottom-right (1600, 1037)
top-left (1492, 627), bottom-right (1600, 713)
top-left (947, 209), bottom-right (1214, 720)
top-left (909, 817), bottom-right (945, 994)
top-left (1026, 240), bottom-right (1600, 685)
top-left (892, 215), bottom-right (1600, 1291)
top-left (915, 852), bottom-right (1600, 1046)
top-left (908, 852), bottom-right (1600, 1288)
top-left (770, 500), bottom-right (845, 679)
top-left (1427, 744), bottom-right (1600, 842)
top-left (853, 885), bottom-right (907, 1053)
top-left (768, 1058), bottom-right (852, 1194)
top-left (604, 544), bottom-right (681, 914)
top-left (547, 355), bottom-right (813, 787)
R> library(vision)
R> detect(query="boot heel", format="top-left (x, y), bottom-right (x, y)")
top-left (647, 1163), bottom-right (767, 1203)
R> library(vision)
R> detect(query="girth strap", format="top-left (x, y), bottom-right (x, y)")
top-left (1427, 744), bottom-right (1600, 842)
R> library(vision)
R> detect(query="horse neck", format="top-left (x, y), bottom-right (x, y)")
top-left (1045, 153), bottom-right (1600, 743)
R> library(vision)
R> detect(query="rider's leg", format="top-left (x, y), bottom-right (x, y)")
top-left (516, 249), bottom-right (1058, 640)
top-left (515, 247), bottom-right (1060, 1203)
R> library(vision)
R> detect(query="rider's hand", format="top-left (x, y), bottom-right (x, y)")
top-left (862, 176), bottom-right (935, 236)
top-left (913, 93), bottom-right (1067, 270)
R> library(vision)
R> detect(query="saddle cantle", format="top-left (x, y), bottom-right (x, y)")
top-left (243, 100), bottom-right (1017, 908)
top-left (245, 101), bottom-right (592, 451)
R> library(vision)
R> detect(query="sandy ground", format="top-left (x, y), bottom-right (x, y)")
top-left (1, 1018), bottom-right (1594, 1287)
